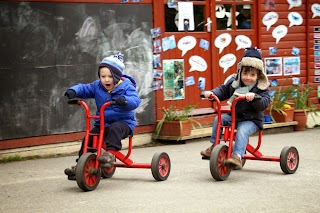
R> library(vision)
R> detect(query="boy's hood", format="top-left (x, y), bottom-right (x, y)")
top-left (231, 56), bottom-right (269, 90)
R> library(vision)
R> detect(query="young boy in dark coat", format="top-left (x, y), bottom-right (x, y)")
top-left (200, 47), bottom-right (270, 168)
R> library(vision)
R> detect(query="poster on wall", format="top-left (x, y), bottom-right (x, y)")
top-left (283, 57), bottom-right (300, 75)
top-left (265, 57), bottom-right (282, 76)
top-left (163, 59), bottom-right (185, 100)
top-left (178, 2), bottom-right (195, 31)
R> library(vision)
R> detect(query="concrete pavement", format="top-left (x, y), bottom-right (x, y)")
top-left (0, 128), bottom-right (320, 212)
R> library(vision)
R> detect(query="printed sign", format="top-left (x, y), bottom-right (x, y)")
top-left (178, 36), bottom-right (197, 57)
top-left (262, 12), bottom-right (278, 31)
top-left (189, 55), bottom-right (207, 72)
top-left (314, 33), bottom-right (320, 39)
top-left (214, 33), bottom-right (232, 54)
top-left (288, 12), bottom-right (303, 27)
top-left (287, 0), bottom-right (302, 10)
top-left (235, 35), bottom-right (252, 51)
top-left (219, 54), bottom-right (236, 73)
top-left (272, 25), bottom-right (288, 44)
top-left (311, 3), bottom-right (320, 19)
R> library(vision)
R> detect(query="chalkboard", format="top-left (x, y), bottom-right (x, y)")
top-left (0, 2), bottom-right (154, 140)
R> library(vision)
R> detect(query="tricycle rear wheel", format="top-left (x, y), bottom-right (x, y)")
top-left (151, 152), bottom-right (171, 181)
top-left (210, 144), bottom-right (231, 181)
top-left (280, 146), bottom-right (299, 174)
top-left (101, 159), bottom-right (116, 178)
top-left (76, 153), bottom-right (101, 191)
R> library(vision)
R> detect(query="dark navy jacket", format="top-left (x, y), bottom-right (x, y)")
top-left (211, 77), bottom-right (270, 129)
top-left (69, 75), bottom-right (141, 131)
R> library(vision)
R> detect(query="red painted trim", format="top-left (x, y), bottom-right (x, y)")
top-left (0, 125), bottom-right (155, 150)
top-left (11, 0), bottom-right (152, 3)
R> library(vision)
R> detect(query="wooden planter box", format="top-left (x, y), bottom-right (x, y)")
top-left (270, 108), bottom-right (294, 123)
top-left (158, 120), bottom-right (192, 136)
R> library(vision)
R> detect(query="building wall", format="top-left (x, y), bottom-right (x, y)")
top-left (0, 1), bottom-right (154, 143)
top-left (258, 0), bottom-right (320, 109)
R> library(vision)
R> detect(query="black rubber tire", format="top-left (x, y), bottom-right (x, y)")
top-left (210, 144), bottom-right (231, 181)
top-left (101, 159), bottom-right (116, 178)
top-left (151, 152), bottom-right (171, 181)
top-left (280, 146), bottom-right (299, 174)
top-left (76, 153), bottom-right (101, 191)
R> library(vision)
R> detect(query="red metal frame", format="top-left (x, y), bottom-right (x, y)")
top-left (209, 94), bottom-right (280, 163)
top-left (76, 100), bottom-right (151, 170)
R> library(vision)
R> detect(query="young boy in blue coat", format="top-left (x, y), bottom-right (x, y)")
top-left (200, 47), bottom-right (270, 168)
top-left (64, 53), bottom-right (141, 180)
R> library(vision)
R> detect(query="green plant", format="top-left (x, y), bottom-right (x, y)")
top-left (269, 86), bottom-right (294, 116)
top-left (154, 104), bottom-right (202, 138)
top-left (291, 84), bottom-right (319, 118)
top-left (1, 154), bottom-right (22, 163)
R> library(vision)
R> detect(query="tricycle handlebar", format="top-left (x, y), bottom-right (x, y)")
top-left (68, 99), bottom-right (80, 105)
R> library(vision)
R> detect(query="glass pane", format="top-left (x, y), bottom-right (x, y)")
top-left (236, 4), bottom-right (252, 29)
top-left (216, 4), bottom-right (232, 30)
top-left (165, 5), bottom-right (205, 32)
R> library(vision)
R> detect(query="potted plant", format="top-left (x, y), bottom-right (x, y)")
top-left (154, 104), bottom-right (202, 139)
top-left (268, 86), bottom-right (295, 123)
top-left (291, 84), bottom-right (319, 131)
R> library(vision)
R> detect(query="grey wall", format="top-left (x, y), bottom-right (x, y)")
top-left (0, 2), bottom-right (154, 140)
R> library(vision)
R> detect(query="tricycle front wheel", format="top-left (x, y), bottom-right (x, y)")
top-left (210, 144), bottom-right (231, 181)
top-left (76, 153), bottom-right (101, 191)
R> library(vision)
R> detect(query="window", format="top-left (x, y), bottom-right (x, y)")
top-left (216, 3), bottom-right (252, 30)
top-left (165, 5), bottom-right (205, 32)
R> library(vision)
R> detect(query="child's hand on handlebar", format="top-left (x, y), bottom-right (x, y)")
top-left (65, 89), bottom-right (76, 99)
top-left (112, 96), bottom-right (127, 106)
top-left (202, 91), bottom-right (214, 99)
top-left (245, 92), bottom-right (256, 102)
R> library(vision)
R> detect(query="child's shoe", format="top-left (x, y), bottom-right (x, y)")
top-left (226, 154), bottom-right (242, 168)
top-left (98, 151), bottom-right (115, 168)
top-left (64, 165), bottom-right (76, 181)
top-left (200, 144), bottom-right (215, 158)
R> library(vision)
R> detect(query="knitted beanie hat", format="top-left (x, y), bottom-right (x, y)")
top-left (98, 53), bottom-right (125, 84)
top-left (232, 47), bottom-right (268, 90)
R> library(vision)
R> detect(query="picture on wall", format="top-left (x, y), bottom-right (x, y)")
top-left (264, 57), bottom-right (282, 76)
top-left (163, 59), bottom-right (185, 100)
top-left (283, 57), bottom-right (300, 75)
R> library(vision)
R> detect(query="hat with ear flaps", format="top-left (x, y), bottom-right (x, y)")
top-left (98, 53), bottom-right (125, 84)
top-left (231, 47), bottom-right (269, 90)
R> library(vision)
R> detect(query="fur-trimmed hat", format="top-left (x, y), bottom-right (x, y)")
top-left (98, 53), bottom-right (125, 84)
top-left (231, 47), bottom-right (269, 90)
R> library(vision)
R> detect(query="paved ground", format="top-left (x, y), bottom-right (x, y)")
top-left (0, 128), bottom-right (320, 213)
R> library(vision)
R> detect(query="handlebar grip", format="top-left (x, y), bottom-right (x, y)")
top-left (200, 91), bottom-right (206, 98)
top-left (254, 94), bottom-right (262, 100)
top-left (68, 100), bottom-right (79, 105)
top-left (110, 100), bottom-right (128, 106)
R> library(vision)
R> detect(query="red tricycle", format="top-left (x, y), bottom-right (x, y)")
top-left (201, 93), bottom-right (299, 181)
top-left (68, 99), bottom-right (171, 191)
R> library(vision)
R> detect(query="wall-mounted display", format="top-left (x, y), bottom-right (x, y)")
top-left (163, 59), bottom-right (185, 100)
top-left (283, 57), bottom-right (300, 76)
top-left (265, 57), bottom-right (282, 76)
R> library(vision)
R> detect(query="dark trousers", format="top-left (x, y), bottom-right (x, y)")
top-left (78, 121), bottom-right (132, 157)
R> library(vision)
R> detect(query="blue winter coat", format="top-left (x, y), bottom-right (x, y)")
top-left (211, 77), bottom-right (270, 130)
top-left (69, 75), bottom-right (141, 131)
